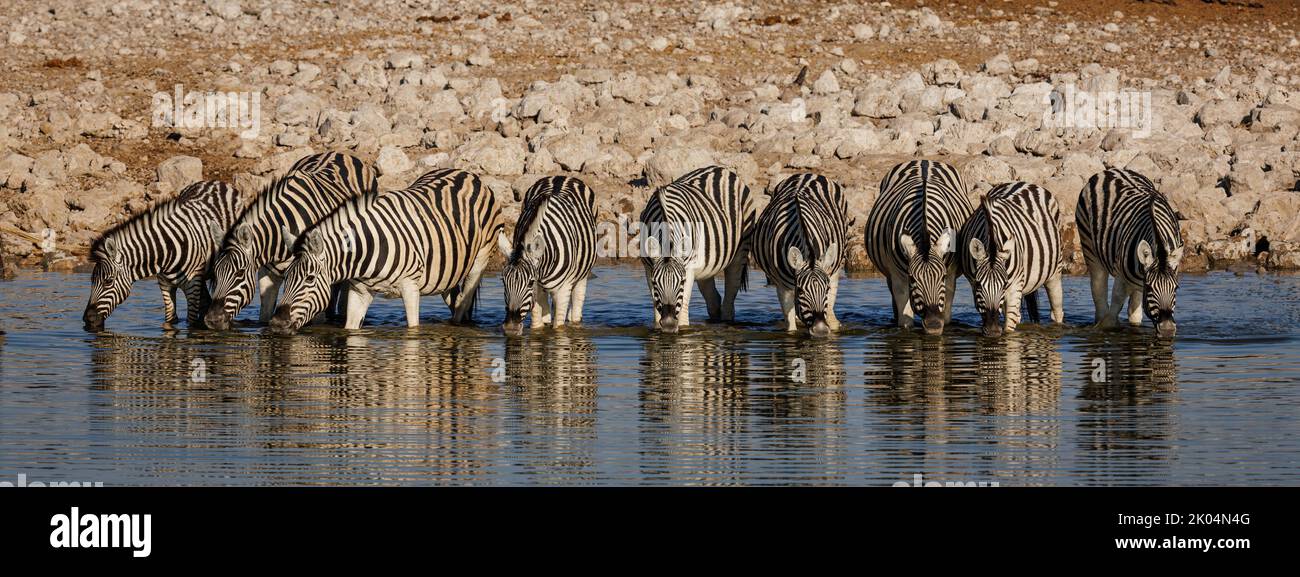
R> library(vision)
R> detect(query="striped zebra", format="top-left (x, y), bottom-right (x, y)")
top-left (268, 168), bottom-right (504, 334)
top-left (752, 173), bottom-right (850, 336)
top-left (638, 166), bottom-right (756, 332)
top-left (497, 176), bottom-right (597, 335)
top-left (865, 160), bottom-right (974, 335)
top-left (1077, 168), bottom-right (1184, 337)
top-left (203, 152), bottom-right (377, 330)
top-left (82, 181), bottom-right (242, 331)
top-left (958, 182), bottom-right (1064, 336)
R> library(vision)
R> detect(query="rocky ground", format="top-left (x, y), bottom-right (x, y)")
top-left (2, 0), bottom-right (1299, 276)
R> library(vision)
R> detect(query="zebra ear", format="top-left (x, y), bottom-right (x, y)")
top-left (1136, 240), bottom-right (1155, 269)
top-left (817, 242), bottom-right (839, 271)
top-left (208, 221), bottom-right (226, 246)
top-left (303, 229), bottom-right (325, 255)
top-left (968, 238), bottom-right (987, 262)
top-left (233, 224), bottom-right (253, 247)
top-left (524, 237), bottom-right (545, 262)
top-left (786, 245), bottom-right (808, 271)
top-left (899, 234), bottom-right (917, 259)
top-left (281, 225), bottom-right (299, 249)
top-left (102, 236), bottom-right (122, 264)
top-left (1167, 246), bottom-right (1184, 270)
top-left (934, 228), bottom-right (955, 256)
top-left (497, 231), bottom-right (513, 259)
top-left (643, 234), bottom-right (662, 259)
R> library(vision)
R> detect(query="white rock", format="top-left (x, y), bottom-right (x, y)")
top-left (156, 156), bottom-right (203, 193)
top-left (376, 146), bottom-right (412, 176)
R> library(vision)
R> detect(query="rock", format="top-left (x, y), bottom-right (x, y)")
top-left (31, 150), bottom-right (66, 183)
top-left (1196, 99), bottom-right (1250, 128)
top-left (376, 146), bottom-right (412, 175)
top-left (547, 132), bottom-right (602, 172)
top-left (276, 90), bottom-right (323, 126)
top-left (206, 0), bottom-right (242, 20)
top-left (156, 155), bottom-right (203, 193)
top-left (452, 133), bottom-right (527, 176)
top-left (852, 23), bottom-right (875, 40)
top-left (812, 70), bottom-right (841, 95)
top-left (63, 144), bottom-right (101, 177)
top-left (852, 82), bottom-right (901, 118)
top-left (0, 153), bottom-right (34, 189)
top-left (644, 147), bottom-right (715, 189)
top-left (922, 59), bottom-right (962, 86)
top-left (982, 53), bottom-right (1014, 76)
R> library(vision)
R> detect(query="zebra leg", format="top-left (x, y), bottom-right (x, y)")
top-left (777, 285), bottom-right (798, 331)
top-left (889, 271), bottom-right (914, 329)
top-left (1100, 278), bottom-right (1128, 328)
top-left (183, 278), bottom-right (211, 328)
top-left (826, 272), bottom-right (842, 331)
top-left (942, 268), bottom-right (957, 324)
top-left (159, 279), bottom-right (179, 329)
top-left (533, 282), bottom-right (552, 327)
top-left (257, 271), bottom-right (280, 323)
top-left (1004, 283), bottom-right (1023, 333)
top-left (1086, 260), bottom-right (1108, 324)
top-left (401, 281), bottom-right (421, 328)
top-left (451, 249), bottom-right (492, 325)
top-left (1023, 290), bottom-right (1041, 324)
top-left (569, 277), bottom-right (588, 324)
top-left (721, 254), bottom-right (747, 322)
top-left (344, 284), bottom-right (373, 330)
top-left (698, 277), bottom-right (723, 322)
top-left (1127, 289), bottom-right (1144, 326)
top-left (680, 270), bottom-right (696, 328)
top-left (645, 266), bottom-right (659, 327)
top-left (551, 285), bottom-right (573, 327)
top-left (1046, 273), bottom-right (1065, 324)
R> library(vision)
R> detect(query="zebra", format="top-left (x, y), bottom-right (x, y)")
top-left (864, 159), bottom-right (974, 335)
top-left (1076, 168), bottom-right (1184, 338)
top-left (638, 165), bottom-right (756, 332)
top-left (958, 181), bottom-right (1064, 337)
top-left (203, 152), bottom-right (378, 330)
top-left (268, 168), bottom-right (504, 334)
top-left (82, 180), bottom-right (242, 331)
top-left (752, 173), bottom-right (851, 336)
top-left (497, 176), bottom-right (597, 335)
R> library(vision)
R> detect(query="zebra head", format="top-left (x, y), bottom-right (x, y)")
top-left (205, 224), bottom-right (259, 330)
top-left (497, 231), bottom-right (544, 336)
top-left (1137, 239), bottom-right (1182, 338)
top-left (644, 232), bottom-right (700, 333)
top-left (900, 228), bottom-right (955, 335)
top-left (967, 236), bottom-right (1013, 337)
top-left (786, 243), bottom-right (838, 337)
top-left (83, 236), bottom-right (131, 332)
top-left (269, 229), bottom-right (334, 335)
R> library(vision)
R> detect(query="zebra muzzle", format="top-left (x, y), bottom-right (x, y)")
top-left (981, 309), bottom-right (1003, 337)
top-left (1155, 314), bottom-right (1176, 338)
top-left (502, 315), bottom-right (525, 336)
top-left (203, 309), bottom-right (232, 331)
top-left (808, 319), bottom-right (830, 337)
top-left (82, 308), bottom-right (105, 332)
top-left (922, 306), bottom-right (944, 335)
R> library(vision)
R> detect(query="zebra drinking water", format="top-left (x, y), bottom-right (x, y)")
top-left (268, 168), bottom-right (504, 334)
top-left (497, 176), bottom-right (597, 336)
top-left (958, 182), bottom-right (1065, 337)
top-left (752, 173), bottom-right (850, 336)
top-left (203, 152), bottom-right (377, 330)
top-left (82, 181), bottom-right (242, 331)
top-left (1076, 168), bottom-right (1184, 338)
top-left (864, 160), bottom-right (973, 335)
top-left (638, 166), bottom-right (756, 333)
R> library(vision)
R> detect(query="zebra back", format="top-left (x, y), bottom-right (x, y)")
top-left (510, 176), bottom-right (597, 287)
top-left (307, 168), bottom-right (504, 296)
top-left (865, 160), bottom-right (973, 275)
top-left (1076, 168), bottom-right (1184, 285)
top-left (754, 173), bottom-right (850, 287)
top-left (959, 182), bottom-right (1062, 294)
top-left (223, 152), bottom-right (377, 273)
top-left (638, 166), bottom-right (756, 279)
top-left (90, 180), bottom-right (242, 282)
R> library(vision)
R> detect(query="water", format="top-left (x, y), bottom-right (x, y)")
top-left (1, 267), bottom-right (1298, 486)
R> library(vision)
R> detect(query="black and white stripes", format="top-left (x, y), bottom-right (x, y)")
top-left (268, 168), bottom-right (504, 334)
top-left (1076, 168), bottom-right (1184, 337)
top-left (204, 152), bottom-right (378, 329)
top-left (83, 181), bottom-right (242, 331)
top-left (638, 166), bottom-right (756, 332)
top-left (497, 176), bottom-right (597, 335)
top-left (864, 160), bottom-right (974, 335)
top-left (958, 182), bottom-right (1064, 336)
top-left (753, 173), bottom-right (850, 336)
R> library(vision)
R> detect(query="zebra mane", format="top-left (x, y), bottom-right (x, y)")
top-left (980, 192), bottom-right (1002, 257)
top-left (1147, 192), bottom-right (1181, 262)
top-left (512, 194), bottom-right (549, 261)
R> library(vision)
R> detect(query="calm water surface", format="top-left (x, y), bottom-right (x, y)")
top-left (1, 267), bottom-right (1297, 486)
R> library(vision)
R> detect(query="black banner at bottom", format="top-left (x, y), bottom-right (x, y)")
top-left (0, 488), bottom-right (1285, 565)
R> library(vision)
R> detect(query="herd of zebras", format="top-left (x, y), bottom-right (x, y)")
top-left (81, 152), bottom-right (1185, 339)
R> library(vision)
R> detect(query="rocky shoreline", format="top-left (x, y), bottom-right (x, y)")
top-left (1, 0), bottom-right (1298, 277)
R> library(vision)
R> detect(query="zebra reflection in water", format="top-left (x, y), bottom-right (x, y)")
top-left (501, 332), bottom-right (598, 482)
top-left (638, 333), bottom-right (751, 484)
